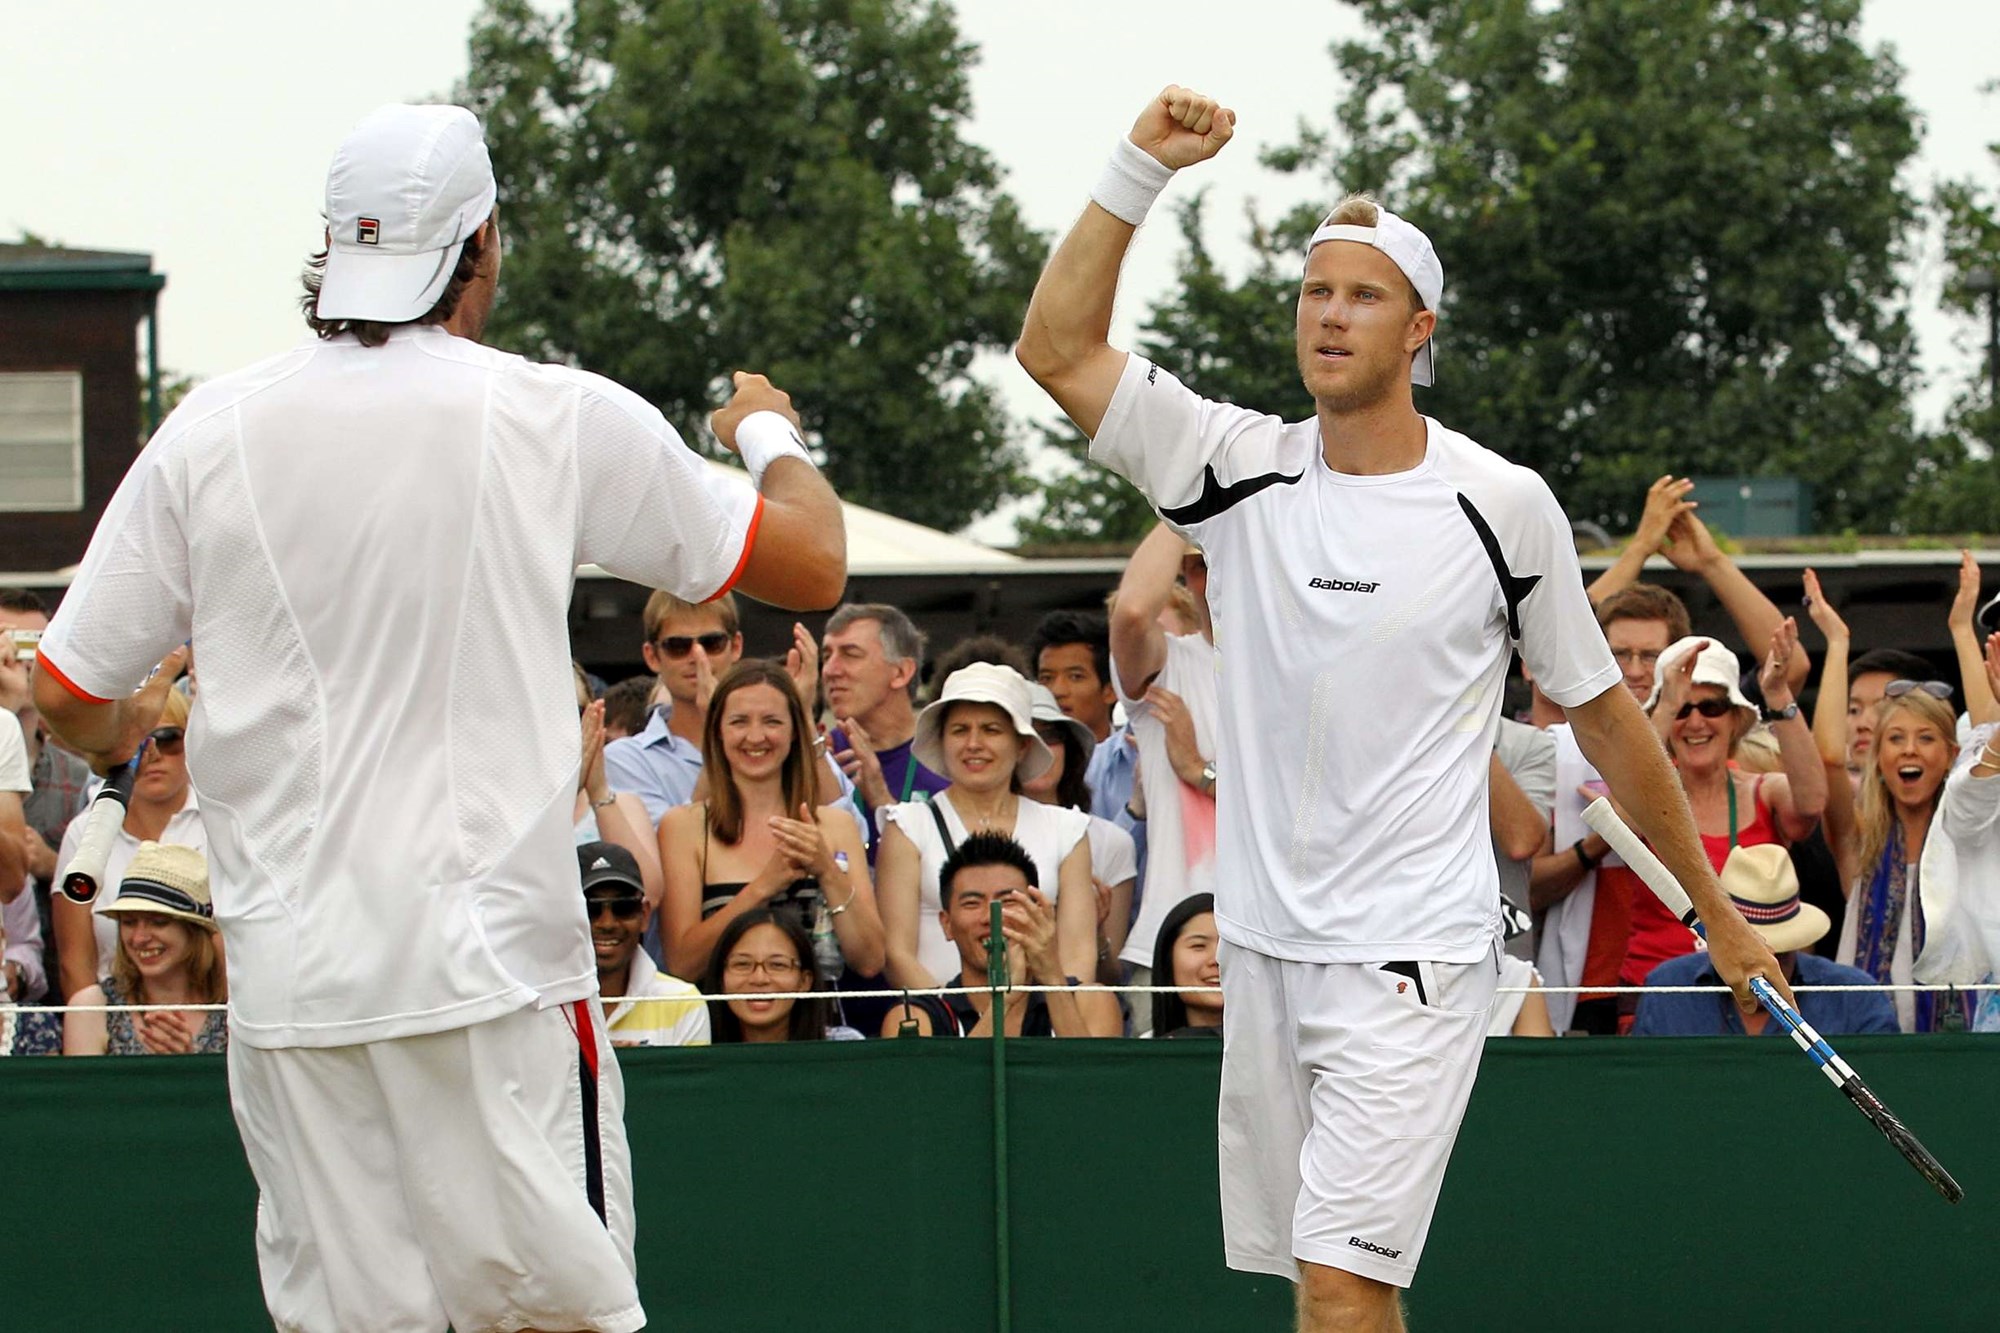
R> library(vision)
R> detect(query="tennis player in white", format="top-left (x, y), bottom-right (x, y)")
top-left (34, 104), bottom-right (844, 1333)
top-left (1016, 84), bottom-right (1792, 1332)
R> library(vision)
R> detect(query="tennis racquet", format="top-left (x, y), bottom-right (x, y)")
top-left (1581, 797), bottom-right (1964, 1204)
top-left (59, 748), bottom-right (145, 905)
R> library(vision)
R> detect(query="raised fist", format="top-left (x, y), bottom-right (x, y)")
top-left (1129, 84), bottom-right (1236, 171)
top-left (710, 371), bottom-right (802, 455)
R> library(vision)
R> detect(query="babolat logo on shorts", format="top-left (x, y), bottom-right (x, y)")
top-left (1349, 1236), bottom-right (1403, 1259)
top-left (1308, 577), bottom-right (1380, 593)
top-left (356, 217), bottom-right (381, 245)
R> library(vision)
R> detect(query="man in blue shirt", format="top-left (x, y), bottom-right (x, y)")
top-left (602, 589), bottom-right (740, 822)
top-left (1632, 843), bottom-right (1896, 1037)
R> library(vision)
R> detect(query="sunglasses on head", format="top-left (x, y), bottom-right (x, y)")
top-left (147, 726), bottom-right (185, 756)
top-left (1884, 679), bottom-right (1952, 702)
top-left (1673, 698), bottom-right (1736, 721)
top-left (586, 897), bottom-right (644, 921)
top-left (656, 632), bottom-right (732, 659)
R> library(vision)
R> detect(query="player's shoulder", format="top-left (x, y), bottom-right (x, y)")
top-left (1427, 421), bottom-right (1549, 502)
top-left (1123, 355), bottom-right (1317, 481)
top-left (148, 344), bottom-right (320, 455)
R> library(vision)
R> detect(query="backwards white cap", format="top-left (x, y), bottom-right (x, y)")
top-left (1306, 206), bottom-right (1443, 386)
top-left (317, 104), bottom-right (498, 323)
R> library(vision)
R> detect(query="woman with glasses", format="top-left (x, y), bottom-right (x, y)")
top-left (64, 841), bottom-right (227, 1056)
top-left (51, 679), bottom-right (207, 1002)
top-left (658, 661), bottom-right (884, 983)
top-left (1616, 627), bottom-right (1826, 1018)
top-left (701, 909), bottom-right (861, 1042)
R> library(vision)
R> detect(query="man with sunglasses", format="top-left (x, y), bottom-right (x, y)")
top-left (605, 590), bottom-right (745, 823)
top-left (581, 841), bottom-right (709, 1048)
top-left (1017, 83), bottom-right (1790, 1331)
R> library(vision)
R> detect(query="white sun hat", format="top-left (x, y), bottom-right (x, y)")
top-left (1027, 681), bottom-right (1096, 756)
top-left (316, 104), bottom-right (498, 323)
top-left (1643, 636), bottom-right (1755, 714)
top-left (912, 663), bottom-right (1053, 783)
top-left (1306, 204), bottom-right (1444, 386)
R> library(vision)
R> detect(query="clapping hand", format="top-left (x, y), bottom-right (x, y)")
top-left (1801, 568), bottom-right (1849, 647)
top-left (1633, 475), bottom-right (1697, 556)
top-left (1662, 509), bottom-right (1722, 574)
top-left (783, 622), bottom-right (820, 711)
top-left (999, 886), bottom-right (1063, 985)
top-left (579, 699), bottom-right (609, 799)
top-left (135, 1008), bottom-right (201, 1055)
top-left (1757, 618), bottom-right (1800, 710)
top-left (833, 715), bottom-right (892, 810)
top-left (769, 804), bottom-right (834, 881)
top-left (1949, 549), bottom-right (1983, 637)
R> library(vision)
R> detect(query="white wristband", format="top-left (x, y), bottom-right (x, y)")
top-left (734, 411), bottom-right (814, 488)
top-left (1090, 137), bottom-right (1175, 226)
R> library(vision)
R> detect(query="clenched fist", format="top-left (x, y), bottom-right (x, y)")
top-left (710, 371), bottom-right (802, 455)
top-left (1130, 84), bottom-right (1236, 171)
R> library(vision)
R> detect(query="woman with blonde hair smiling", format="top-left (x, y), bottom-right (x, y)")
top-left (64, 841), bottom-right (227, 1056)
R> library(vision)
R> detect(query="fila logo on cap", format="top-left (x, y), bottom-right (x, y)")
top-left (356, 217), bottom-right (381, 245)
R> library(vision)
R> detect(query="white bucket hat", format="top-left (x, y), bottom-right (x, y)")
top-left (1306, 204), bottom-right (1444, 386)
top-left (1718, 843), bottom-right (1829, 953)
top-left (1643, 636), bottom-right (1755, 714)
top-left (1027, 682), bottom-right (1096, 756)
top-left (912, 663), bottom-right (1053, 783)
top-left (317, 104), bottom-right (497, 323)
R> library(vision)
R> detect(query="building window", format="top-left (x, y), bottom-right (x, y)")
top-left (0, 372), bottom-right (84, 511)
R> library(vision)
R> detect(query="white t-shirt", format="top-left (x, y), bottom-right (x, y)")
top-left (1117, 633), bottom-right (1219, 970)
top-left (1091, 355), bottom-right (1620, 965)
top-left (882, 792), bottom-right (1090, 985)
top-left (0, 712), bottom-right (28, 795)
top-left (1086, 814), bottom-right (1138, 890)
top-left (38, 327), bottom-right (761, 1048)
top-left (53, 792), bottom-right (209, 987)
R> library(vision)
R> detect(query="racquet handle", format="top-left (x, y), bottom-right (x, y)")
top-left (60, 755), bottom-right (141, 905)
top-left (1580, 798), bottom-right (1702, 932)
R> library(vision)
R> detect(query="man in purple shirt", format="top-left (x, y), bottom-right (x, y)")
top-left (822, 603), bottom-right (948, 861)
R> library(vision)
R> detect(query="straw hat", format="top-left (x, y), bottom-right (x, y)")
top-left (98, 842), bottom-right (216, 932)
top-left (1643, 636), bottom-right (1755, 714)
top-left (911, 663), bottom-right (1053, 782)
top-left (1027, 682), bottom-right (1095, 756)
top-left (1718, 843), bottom-right (1827, 954)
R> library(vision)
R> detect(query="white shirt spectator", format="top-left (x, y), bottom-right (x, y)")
top-left (1913, 722), bottom-right (2000, 1030)
top-left (37, 327), bottom-right (760, 1048)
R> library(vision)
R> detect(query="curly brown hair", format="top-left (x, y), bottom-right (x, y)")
top-left (298, 219), bottom-right (490, 348)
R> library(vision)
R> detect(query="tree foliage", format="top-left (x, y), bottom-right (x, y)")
top-left (1131, 0), bottom-right (1942, 535)
top-left (457, 0), bottom-right (1047, 531)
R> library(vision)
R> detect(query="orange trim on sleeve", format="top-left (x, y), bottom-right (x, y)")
top-left (33, 649), bottom-right (114, 705)
top-left (703, 492), bottom-right (766, 604)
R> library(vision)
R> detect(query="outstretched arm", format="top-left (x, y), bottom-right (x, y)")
top-left (1015, 85), bottom-right (1235, 438)
top-left (1949, 550), bottom-right (1998, 727)
top-left (1586, 475), bottom-right (1696, 603)
top-left (1662, 512), bottom-right (1809, 692)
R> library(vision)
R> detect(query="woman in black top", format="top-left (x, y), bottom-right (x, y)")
top-left (658, 661), bottom-right (884, 981)
top-left (1150, 892), bottom-right (1222, 1039)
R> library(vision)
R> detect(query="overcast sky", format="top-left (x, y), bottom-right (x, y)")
top-left (4, 2), bottom-right (1994, 535)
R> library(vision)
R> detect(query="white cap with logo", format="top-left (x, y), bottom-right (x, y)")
top-left (317, 104), bottom-right (498, 324)
top-left (1306, 206), bottom-right (1444, 387)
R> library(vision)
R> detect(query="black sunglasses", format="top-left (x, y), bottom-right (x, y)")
top-left (148, 726), bottom-right (185, 756)
top-left (1673, 698), bottom-right (1736, 721)
top-left (586, 897), bottom-right (644, 921)
top-left (1884, 679), bottom-right (1952, 702)
top-left (655, 632), bottom-right (732, 659)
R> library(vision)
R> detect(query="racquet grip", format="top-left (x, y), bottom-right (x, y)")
top-left (59, 760), bottom-right (140, 905)
top-left (1580, 798), bottom-right (1700, 929)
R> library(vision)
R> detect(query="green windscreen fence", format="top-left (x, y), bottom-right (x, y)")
top-left (5, 1036), bottom-right (1993, 1330)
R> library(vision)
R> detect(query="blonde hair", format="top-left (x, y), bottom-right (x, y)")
top-left (642, 589), bottom-right (739, 643)
top-left (159, 689), bottom-right (189, 729)
top-left (1853, 693), bottom-right (1959, 883)
top-left (1317, 192), bottom-right (1425, 311)
top-left (1733, 726), bottom-right (1782, 774)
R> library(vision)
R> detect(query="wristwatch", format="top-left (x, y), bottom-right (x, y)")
top-left (1760, 702), bottom-right (1801, 724)
top-left (1199, 761), bottom-right (1217, 796)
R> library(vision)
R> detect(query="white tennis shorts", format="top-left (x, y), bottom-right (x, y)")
top-left (1217, 939), bottom-right (1498, 1288)
top-left (227, 998), bottom-right (642, 1333)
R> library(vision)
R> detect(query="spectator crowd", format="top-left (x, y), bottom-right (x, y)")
top-left (5, 475), bottom-right (2000, 1057)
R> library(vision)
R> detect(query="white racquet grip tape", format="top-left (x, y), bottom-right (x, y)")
top-left (1579, 798), bottom-right (1700, 928)
top-left (61, 792), bottom-right (127, 905)
top-left (1090, 137), bottom-right (1175, 226)
top-left (734, 411), bottom-right (814, 489)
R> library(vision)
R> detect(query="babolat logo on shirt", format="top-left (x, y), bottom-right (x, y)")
top-left (1308, 576), bottom-right (1380, 593)
top-left (356, 217), bottom-right (381, 245)
top-left (1349, 1236), bottom-right (1403, 1259)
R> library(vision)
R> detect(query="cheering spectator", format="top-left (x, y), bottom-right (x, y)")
top-left (1837, 681), bottom-right (1963, 1031)
top-left (602, 590), bottom-right (743, 822)
top-left (1024, 683), bottom-right (1138, 980)
top-left (822, 603), bottom-right (948, 859)
top-left (63, 842), bottom-right (227, 1056)
top-left (875, 665), bottom-right (1116, 1030)
top-left (573, 664), bottom-right (661, 906)
top-left (1109, 523), bottom-right (1218, 1033)
top-left (1620, 629), bottom-right (1824, 1010)
top-left (1843, 646), bottom-right (1936, 779)
top-left (579, 841), bottom-right (707, 1047)
top-left (1148, 892), bottom-right (1221, 1039)
top-left (657, 661), bottom-right (883, 982)
top-left (880, 831), bottom-right (1093, 1038)
top-left (1912, 633), bottom-right (2000, 1030)
top-left (1950, 550), bottom-right (2000, 732)
top-left (52, 667), bottom-right (205, 1001)
top-left (600, 675), bottom-right (657, 743)
top-left (1633, 844), bottom-right (1895, 1037)
top-left (1030, 610), bottom-right (1118, 744)
top-left (702, 908), bottom-right (861, 1042)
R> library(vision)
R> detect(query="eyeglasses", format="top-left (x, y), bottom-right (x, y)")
top-left (1673, 698), bottom-right (1736, 721)
top-left (1884, 679), bottom-right (1952, 702)
top-left (1612, 649), bottom-right (1664, 668)
top-left (585, 898), bottom-right (643, 922)
top-left (148, 726), bottom-right (185, 756)
top-left (656, 632), bottom-right (732, 659)
top-left (724, 956), bottom-right (805, 979)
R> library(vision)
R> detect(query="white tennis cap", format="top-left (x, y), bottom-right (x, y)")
top-left (317, 104), bottom-right (498, 323)
top-left (1306, 206), bottom-right (1444, 386)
